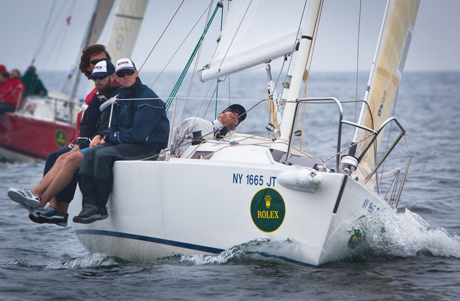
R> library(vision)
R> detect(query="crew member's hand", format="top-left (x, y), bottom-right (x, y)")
top-left (90, 135), bottom-right (102, 147)
top-left (69, 145), bottom-right (80, 153)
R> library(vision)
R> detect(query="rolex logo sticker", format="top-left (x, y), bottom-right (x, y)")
top-left (55, 130), bottom-right (67, 148)
top-left (250, 188), bottom-right (285, 233)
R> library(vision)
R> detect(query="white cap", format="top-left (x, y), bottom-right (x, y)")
top-left (115, 58), bottom-right (136, 73)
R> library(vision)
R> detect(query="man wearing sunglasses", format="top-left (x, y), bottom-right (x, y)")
top-left (8, 60), bottom-right (120, 226)
top-left (171, 104), bottom-right (247, 157)
top-left (74, 58), bottom-right (170, 224)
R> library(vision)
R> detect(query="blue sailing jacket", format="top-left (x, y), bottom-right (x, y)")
top-left (103, 78), bottom-right (169, 150)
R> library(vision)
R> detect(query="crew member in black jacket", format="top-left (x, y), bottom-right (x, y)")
top-left (74, 58), bottom-right (169, 224)
top-left (8, 60), bottom-right (119, 227)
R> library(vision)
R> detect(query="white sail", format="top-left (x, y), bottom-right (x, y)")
top-left (354, 0), bottom-right (420, 186)
top-left (69, 0), bottom-right (419, 267)
top-left (104, 0), bottom-right (149, 61)
top-left (84, 0), bottom-right (148, 94)
top-left (200, 0), bottom-right (307, 82)
top-left (88, 0), bottom-right (116, 46)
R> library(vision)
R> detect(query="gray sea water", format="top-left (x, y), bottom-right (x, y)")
top-left (1, 71), bottom-right (459, 300)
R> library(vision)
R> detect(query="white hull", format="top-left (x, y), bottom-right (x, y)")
top-left (70, 135), bottom-right (388, 266)
top-left (69, 0), bottom-right (417, 267)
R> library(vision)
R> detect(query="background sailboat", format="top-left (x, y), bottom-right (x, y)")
top-left (0, 0), bottom-right (148, 162)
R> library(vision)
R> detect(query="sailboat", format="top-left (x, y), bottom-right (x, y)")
top-left (0, 0), bottom-right (148, 162)
top-left (70, 0), bottom-right (420, 266)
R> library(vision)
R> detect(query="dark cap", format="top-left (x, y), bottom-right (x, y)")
top-left (89, 60), bottom-right (115, 79)
top-left (222, 104), bottom-right (246, 123)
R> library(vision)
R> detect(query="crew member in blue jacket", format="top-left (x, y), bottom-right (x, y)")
top-left (74, 58), bottom-right (169, 224)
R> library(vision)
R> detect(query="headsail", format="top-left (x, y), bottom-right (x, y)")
top-left (104, 0), bottom-right (149, 61)
top-left (354, 0), bottom-right (420, 186)
top-left (87, 0), bottom-right (116, 46)
top-left (199, 0), bottom-right (307, 82)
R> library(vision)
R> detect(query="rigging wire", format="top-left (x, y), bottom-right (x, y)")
top-left (139, 0), bottom-right (185, 73)
top-left (215, 3), bottom-right (226, 119)
top-left (211, 0), bottom-right (253, 80)
top-left (46, 1), bottom-right (77, 72)
top-left (30, 0), bottom-right (58, 66)
top-left (150, 3), bottom-right (209, 88)
top-left (165, 2), bottom-right (222, 112)
top-left (284, 0), bottom-right (309, 81)
top-left (35, 1), bottom-right (77, 70)
top-left (295, 0), bottom-right (322, 149)
top-left (182, 1), bottom-right (216, 122)
top-left (355, 0), bottom-right (362, 123)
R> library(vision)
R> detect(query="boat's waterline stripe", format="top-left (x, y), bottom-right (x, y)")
top-left (75, 229), bottom-right (223, 254)
top-left (75, 229), bottom-right (316, 267)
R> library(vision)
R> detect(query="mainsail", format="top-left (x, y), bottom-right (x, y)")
top-left (354, 0), bottom-right (420, 186)
top-left (87, 0), bottom-right (116, 46)
top-left (199, 0), bottom-right (307, 82)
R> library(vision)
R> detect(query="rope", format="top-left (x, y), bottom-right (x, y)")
top-left (165, 2), bottom-right (222, 112)
top-left (30, 0), bottom-right (58, 66)
top-left (138, 0), bottom-right (185, 72)
top-left (319, 131), bottom-right (375, 166)
top-left (150, 6), bottom-right (209, 88)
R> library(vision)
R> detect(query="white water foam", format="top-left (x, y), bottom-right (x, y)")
top-left (45, 253), bottom-right (119, 269)
top-left (356, 208), bottom-right (460, 259)
top-left (180, 208), bottom-right (460, 266)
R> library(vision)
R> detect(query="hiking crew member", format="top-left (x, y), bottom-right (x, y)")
top-left (74, 58), bottom-right (169, 224)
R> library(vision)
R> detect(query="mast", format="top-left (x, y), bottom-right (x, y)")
top-left (277, 0), bottom-right (322, 144)
top-left (353, 0), bottom-right (391, 142)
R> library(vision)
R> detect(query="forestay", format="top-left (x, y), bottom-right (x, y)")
top-left (354, 0), bottom-right (420, 187)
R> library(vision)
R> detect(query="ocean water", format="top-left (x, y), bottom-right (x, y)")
top-left (1, 71), bottom-right (460, 300)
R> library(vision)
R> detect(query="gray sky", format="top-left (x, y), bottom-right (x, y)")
top-left (1, 0), bottom-right (459, 74)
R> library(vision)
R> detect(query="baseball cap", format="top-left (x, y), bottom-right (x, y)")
top-left (222, 104), bottom-right (247, 123)
top-left (89, 60), bottom-right (115, 79)
top-left (115, 58), bottom-right (136, 73)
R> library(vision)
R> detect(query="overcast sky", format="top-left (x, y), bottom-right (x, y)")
top-left (1, 0), bottom-right (459, 74)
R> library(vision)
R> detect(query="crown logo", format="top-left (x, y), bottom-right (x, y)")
top-left (264, 195), bottom-right (271, 208)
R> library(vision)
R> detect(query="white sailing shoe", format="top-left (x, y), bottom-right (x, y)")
top-left (7, 188), bottom-right (41, 209)
top-left (20, 203), bottom-right (44, 216)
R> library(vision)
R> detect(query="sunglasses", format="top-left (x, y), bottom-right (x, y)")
top-left (91, 75), bottom-right (108, 81)
top-left (116, 69), bottom-right (135, 77)
top-left (90, 59), bottom-right (105, 65)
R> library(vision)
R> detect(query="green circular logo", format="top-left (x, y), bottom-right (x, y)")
top-left (250, 188), bottom-right (285, 233)
top-left (55, 130), bottom-right (67, 148)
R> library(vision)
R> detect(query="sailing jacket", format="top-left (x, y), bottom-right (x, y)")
top-left (20, 71), bottom-right (47, 96)
top-left (77, 85), bottom-right (120, 149)
top-left (103, 77), bottom-right (169, 150)
top-left (0, 77), bottom-right (24, 109)
top-left (171, 118), bottom-right (227, 155)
